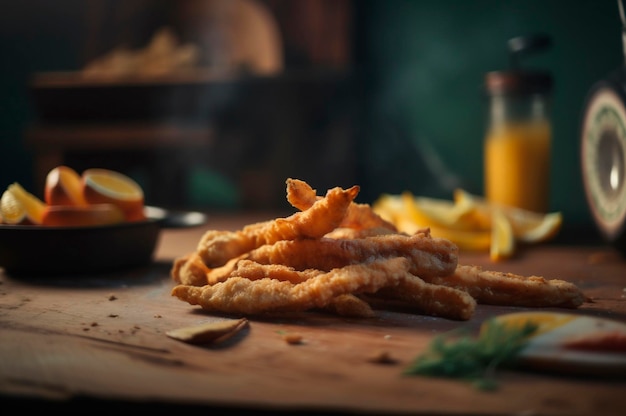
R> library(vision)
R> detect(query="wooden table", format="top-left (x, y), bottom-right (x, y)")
top-left (1, 213), bottom-right (625, 415)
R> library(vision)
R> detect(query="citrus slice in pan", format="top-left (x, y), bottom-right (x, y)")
top-left (45, 165), bottom-right (88, 206)
top-left (0, 183), bottom-right (47, 225)
top-left (41, 204), bottom-right (125, 227)
top-left (82, 168), bottom-right (145, 222)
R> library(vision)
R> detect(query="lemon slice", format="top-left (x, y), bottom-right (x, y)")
top-left (507, 210), bottom-right (563, 243)
top-left (0, 190), bottom-right (20, 223)
top-left (0, 183), bottom-right (47, 225)
top-left (429, 226), bottom-right (491, 251)
top-left (414, 195), bottom-right (483, 230)
top-left (453, 188), bottom-right (493, 230)
top-left (371, 193), bottom-right (405, 224)
top-left (490, 208), bottom-right (514, 261)
top-left (489, 312), bottom-right (577, 338)
top-left (455, 188), bottom-right (562, 243)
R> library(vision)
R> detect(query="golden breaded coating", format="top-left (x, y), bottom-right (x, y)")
top-left (325, 294), bottom-right (376, 318)
top-left (223, 259), bottom-right (323, 284)
top-left (197, 185), bottom-right (359, 267)
top-left (423, 264), bottom-right (587, 308)
top-left (372, 275), bottom-right (477, 321)
top-left (172, 258), bottom-right (411, 314)
top-left (171, 178), bottom-right (588, 321)
top-left (171, 252), bottom-right (210, 286)
top-left (286, 178), bottom-right (397, 231)
top-left (244, 233), bottom-right (458, 278)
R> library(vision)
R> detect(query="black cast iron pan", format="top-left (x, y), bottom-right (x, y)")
top-left (0, 206), bottom-right (207, 276)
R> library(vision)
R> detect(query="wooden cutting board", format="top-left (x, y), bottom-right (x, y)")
top-left (1, 216), bottom-right (625, 415)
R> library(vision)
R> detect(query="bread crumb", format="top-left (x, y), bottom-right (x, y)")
top-left (283, 333), bottom-right (303, 345)
top-left (368, 350), bottom-right (397, 364)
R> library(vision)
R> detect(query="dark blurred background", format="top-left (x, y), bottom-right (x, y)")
top-left (0, 0), bottom-right (621, 233)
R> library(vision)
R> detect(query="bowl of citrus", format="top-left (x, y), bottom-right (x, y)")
top-left (0, 166), bottom-right (206, 275)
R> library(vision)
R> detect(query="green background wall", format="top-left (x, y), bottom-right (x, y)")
top-left (354, 0), bottom-right (623, 229)
top-left (0, 1), bottom-right (622, 231)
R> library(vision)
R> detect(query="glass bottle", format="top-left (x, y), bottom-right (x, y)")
top-left (484, 35), bottom-right (554, 213)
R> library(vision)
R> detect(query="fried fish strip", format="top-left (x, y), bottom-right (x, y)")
top-left (372, 275), bottom-right (477, 320)
top-left (325, 294), bottom-right (375, 318)
top-left (220, 259), bottom-right (323, 284)
top-left (423, 264), bottom-right (587, 308)
top-left (243, 232), bottom-right (458, 278)
top-left (197, 184), bottom-right (360, 267)
top-left (175, 257), bottom-right (375, 317)
top-left (324, 226), bottom-right (400, 240)
top-left (286, 178), bottom-right (396, 232)
top-left (285, 177), bottom-right (318, 210)
top-left (171, 252), bottom-right (210, 286)
top-left (171, 257), bottom-right (411, 314)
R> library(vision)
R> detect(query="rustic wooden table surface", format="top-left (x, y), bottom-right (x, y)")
top-left (1, 213), bottom-right (625, 415)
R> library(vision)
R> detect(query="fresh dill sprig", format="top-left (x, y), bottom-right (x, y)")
top-left (403, 318), bottom-right (539, 390)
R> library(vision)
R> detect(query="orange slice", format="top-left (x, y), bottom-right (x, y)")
top-left (41, 203), bottom-right (125, 227)
top-left (82, 168), bottom-right (145, 222)
top-left (45, 165), bottom-right (88, 206)
top-left (0, 183), bottom-right (47, 225)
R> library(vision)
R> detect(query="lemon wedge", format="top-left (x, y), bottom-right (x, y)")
top-left (373, 188), bottom-right (562, 261)
top-left (429, 226), bottom-right (491, 251)
top-left (507, 210), bottom-right (563, 243)
top-left (453, 188), bottom-right (494, 230)
top-left (454, 189), bottom-right (562, 243)
top-left (490, 208), bottom-right (515, 261)
top-left (371, 193), bottom-right (404, 224)
top-left (0, 183), bottom-right (47, 225)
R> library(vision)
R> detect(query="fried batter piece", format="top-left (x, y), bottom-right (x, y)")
top-left (218, 259), bottom-right (323, 284)
top-left (423, 264), bottom-right (587, 308)
top-left (172, 258), bottom-right (411, 314)
top-left (324, 226), bottom-right (401, 240)
top-left (243, 232), bottom-right (458, 278)
top-left (171, 178), bottom-right (588, 321)
top-left (325, 294), bottom-right (376, 318)
top-left (197, 184), bottom-right (360, 267)
top-left (219, 260), bottom-right (375, 318)
top-left (372, 275), bottom-right (477, 320)
top-left (286, 178), bottom-right (397, 232)
top-left (171, 252), bottom-right (210, 286)
top-left (175, 229), bottom-right (458, 287)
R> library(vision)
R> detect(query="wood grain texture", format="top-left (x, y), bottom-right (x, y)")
top-left (1, 213), bottom-right (625, 415)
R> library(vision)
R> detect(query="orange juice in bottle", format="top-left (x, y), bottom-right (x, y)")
top-left (485, 117), bottom-right (551, 212)
top-left (484, 35), bottom-right (553, 213)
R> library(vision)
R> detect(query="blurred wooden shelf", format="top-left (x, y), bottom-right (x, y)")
top-left (26, 123), bottom-right (214, 150)
top-left (25, 123), bottom-right (214, 206)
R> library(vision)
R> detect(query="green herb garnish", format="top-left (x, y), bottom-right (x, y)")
top-left (403, 318), bottom-right (538, 390)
